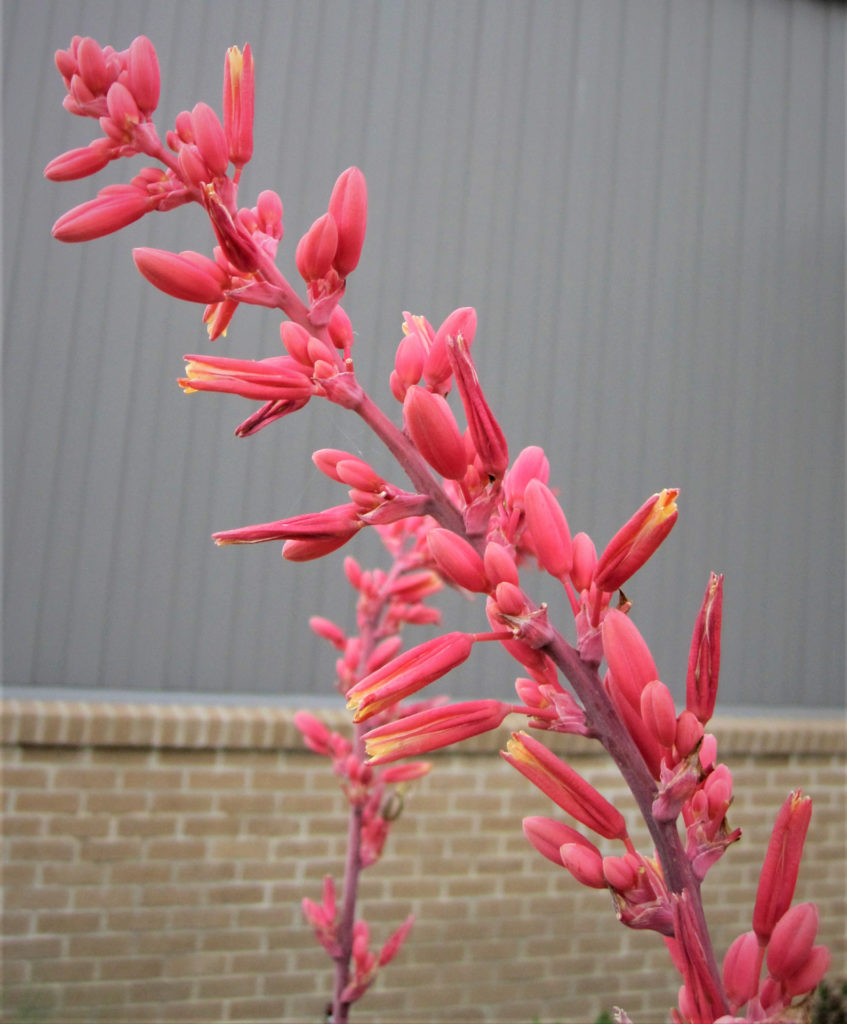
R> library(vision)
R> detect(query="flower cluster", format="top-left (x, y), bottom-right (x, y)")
top-left (47, 35), bottom-right (829, 1024)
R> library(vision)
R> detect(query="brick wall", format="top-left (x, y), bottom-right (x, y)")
top-left (1, 701), bottom-right (844, 1023)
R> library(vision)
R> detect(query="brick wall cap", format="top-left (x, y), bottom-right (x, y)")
top-left (1, 699), bottom-right (844, 756)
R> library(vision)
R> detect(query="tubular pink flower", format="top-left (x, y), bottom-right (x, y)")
top-left (223, 44), bottom-right (254, 168)
top-left (752, 790), bottom-right (813, 943)
top-left (402, 386), bottom-right (468, 481)
top-left (126, 35), bottom-right (160, 116)
top-left (313, 449), bottom-right (383, 491)
top-left (686, 572), bottom-right (724, 725)
top-left (594, 489), bottom-right (679, 592)
top-left (601, 608), bottom-right (659, 713)
top-left (394, 332), bottom-right (426, 394)
top-left (722, 931), bottom-right (762, 1011)
top-left (502, 732), bottom-right (628, 841)
top-left (447, 330), bottom-right (509, 481)
top-left (191, 102), bottom-right (229, 178)
top-left (605, 671), bottom-right (664, 780)
top-left (52, 184), bottom-right (150, 242)
top-left (427, 529), bottom-right (489, 593)
top-left (346, 632), bottom-right (476, 723)
top-left (213, 503), bottom-right (361, 546)
top-left (295, 212), bottom-right (339, 282)
top-left (523, 478), bottom-right (573, 579)
top-left (44, 138), bottom-right (115, 181)
top-left (364, 699), bottom-right (512, 763)
top-left (766, 903), bottom-right (819, 981)
top-left (179, 354), bottom-right (313, 402)
top-left (133, 247), bottom-right (230, 303)
top-left (328, 167), bottom-right (367, 277)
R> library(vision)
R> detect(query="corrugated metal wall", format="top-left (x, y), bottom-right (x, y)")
top-left (4, 0), bottom-right (844, 708)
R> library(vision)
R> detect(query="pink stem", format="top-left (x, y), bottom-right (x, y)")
top-left (332, 720), bottom-right (366, 1024)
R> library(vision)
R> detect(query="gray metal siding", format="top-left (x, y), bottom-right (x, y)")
top-left (3, 0), bottom-right (844, 708)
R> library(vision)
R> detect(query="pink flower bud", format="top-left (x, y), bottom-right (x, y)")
top-left (640, 679), bottom-right (677, 748)
top-left (52, 184), bottom-right (149, 242)
top-left (295, 212), bottom-right (338, 282)
top-left (105, 81), bottom-right (140, 132)
top-left (570, 532), bottom-right (597, 592)
top-left (282, 535), bottom-right (355, 561)
top-left (379, 762), bottom-right (431, 784)
top-left (686, 572), bottom-right (724, 725)
top-left (378, 915), bottom-right (414, 967)
top-left (504, 446), bottom-right (550, 506)
top-left (523, 479), bottom-right (573, 579)
top-left (76, 37), bottom-right (109, 94)
top-left (44, 138), bottom-right (115, 181)
top-left (133, 247), bottom-right (230, 303)
top-left (126, 36), bottom-right (160, 116)
top-left (722, 931), bottom-right (762, 1010)
top-left (594, 489), bottom-right (679, 592)
top-left (366, 636), bottom-right (403, 673)
top-left (675, 710), bottom-right (704, 758)
top-left (328, 167), bottom-right (367, 276)
top-left (223, 44), bottom-right (254, 168)
top-left (328, 305), bottom-right (353, 351)
top-left (601, 608), bottom-right (659, 713)
top-left (403, 386), bottom-right (468, 481)
top-left (293, 710), bottom-right (333, 756)
top-left (560, 842), bottom-right (607, 889)
top-left (347, 632), bottom-right (476, 723)
top-left (502, 731), bottom-right (628, 841)
top-left (427, 529), bottom-right (489, 593)
top-left (395, 332), bottom-right (426, 389)
top-left (309, 616), bottom-right (347, 649)
top-left (191, 102), bottom-right (229, 178)
top-left (483, 542), bottom-right (520, 588)
top-left (753, 790), bottom-right (813, 943)
top-left (766, 903), bottom-right (819, 981)
top-left (782, 944), bottom-right (830, 999)
top-left (522, 816), bottom-right (599, 869)
top-left (602, 853), bottom-right (639, 891)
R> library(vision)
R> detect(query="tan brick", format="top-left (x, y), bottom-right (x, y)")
top-left (71, 885), bottom-right (136, 909)
top-left (1, 765), bottom-right (49, 788)
top-left (99, 956), bottom-right (163, 980)
top-left (30, 958), bottom-right (96, 983)
top-left (79, 837), bottom-right (142, 862)
top-left (186, 768), bottom-right (248, 790)
top-left (47, 814), bottom-right (111, 838)
top-left (84, 791), bottom-right (148, 813)
top-left (3, 885), bottom-right (70, 910)
top-left (42, 862), bottom-right (104, 885)
top-left (122, 768), bottom-right (183, 790)
top-left (116, 814), bottom-right (178, 837)
top-left (173, 860), bottom-right (236, 883)
top-left (182, 815), bottom-right (240, 837)
top-left (1, 935), bottom-right (63, 960)
top-left (110, 861), bottom-right (173, 884)
top-left (210, 837), bottom-right (271, 860)
top-left (205, 883), bottom-right (266, 905)
top-left (150, 791), bottom-right (214, 813)
top-left (63, 981), bottom-right (129, 1007)
top-left (195, 974), bottom-right (259, 999)
top-left (145, 838), bottom-right (206, 860)
top-left (104, 908), bottom-right (169, 932)
top-left (8, 838), bottom-right (76, 862)
top-left (14, 790), bottom-right (80, 813)
top-left (67, 932), bottom-right (135, 958)
top-left (53, 766), bottom-right (118, 789)
top-left (2, 815), bottom-right (42, 837)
